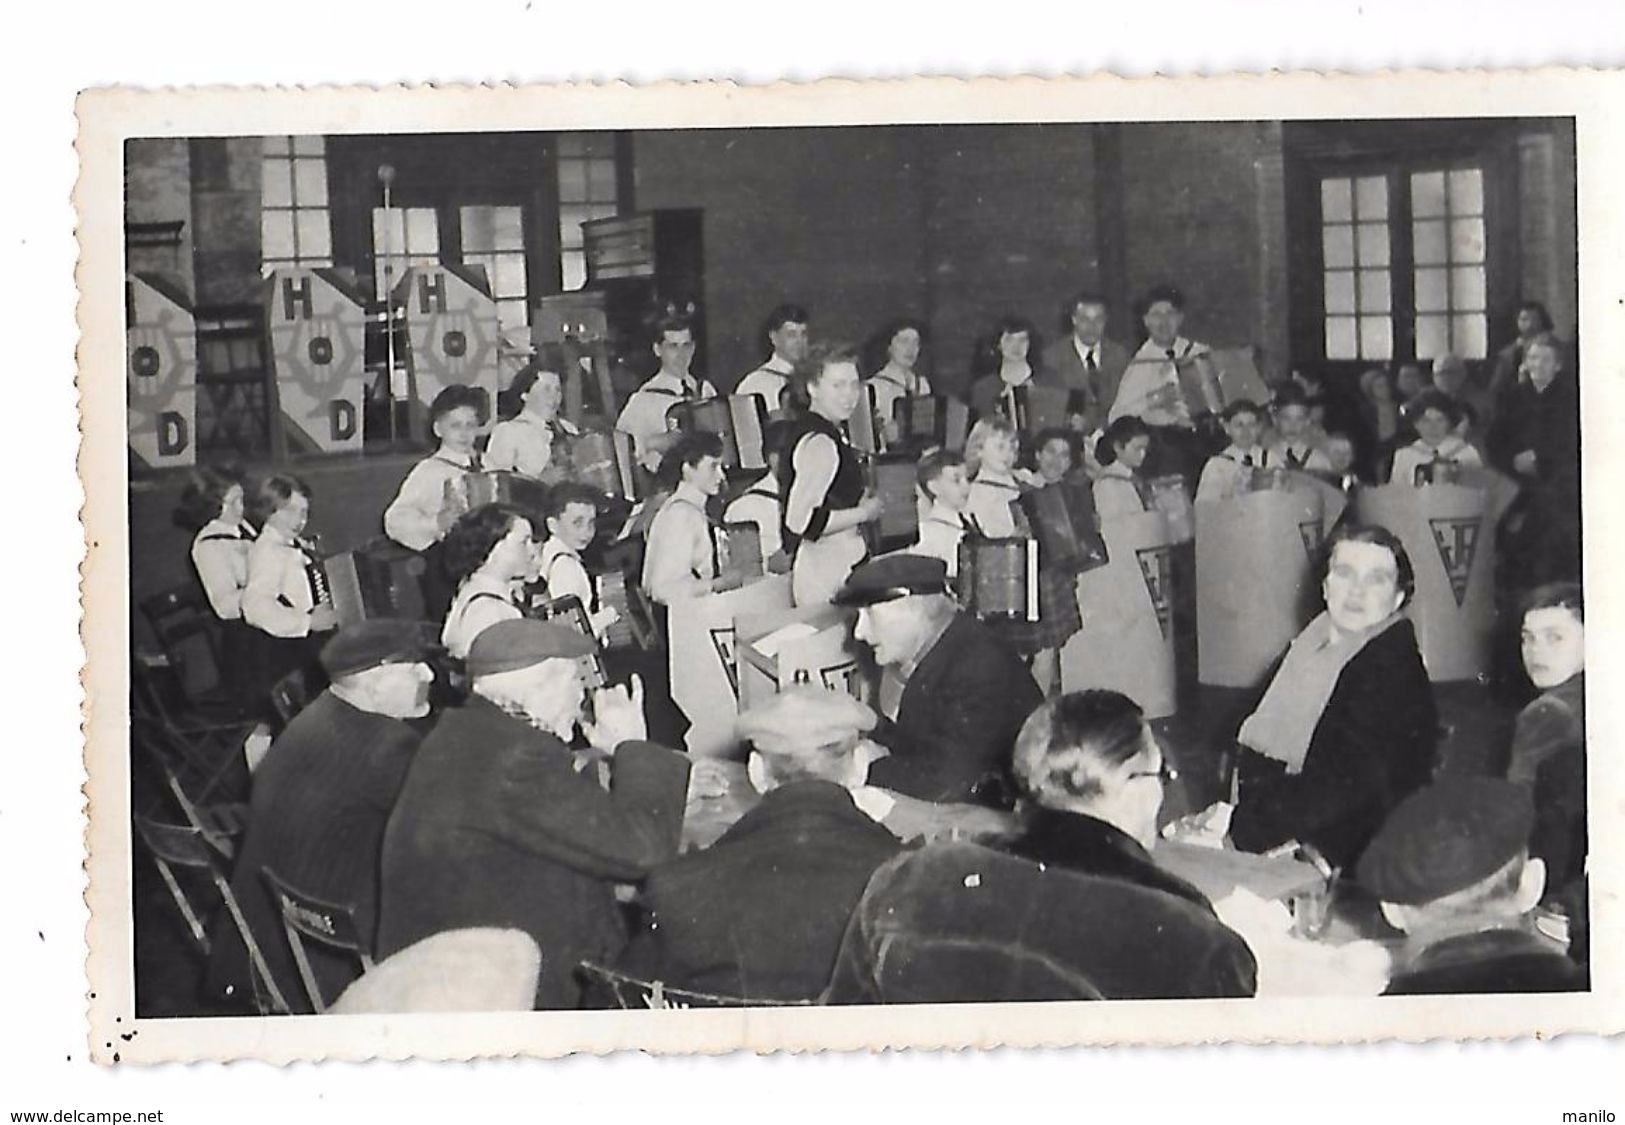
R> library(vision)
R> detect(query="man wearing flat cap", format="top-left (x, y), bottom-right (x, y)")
top-left (206, 619), bottom-right (437, 1012)
top-left (1359, 777), bottom-right (1586, 995)
top-left (615, 687), bottom-right (906, 1002)
top-left (834, 554), bottom-right (1043, 806)
top-left (377, 619), bottom-right (691, 1009)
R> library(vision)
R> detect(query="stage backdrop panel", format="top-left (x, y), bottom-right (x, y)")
top-left (1195, 486), bottom-right (1326, 689)
top-left (1355, 483), bottom-right (1496, 682)
top-left (1061, 509), bottom-right (1177, 718)
top-left (126, 273), bottom-right (197, 470)
top-left (393, 263), bottom-right (501, 439)
top-left (265, 268), bottom-right (368, 455)
top-left (666, 573), bottom-right (794, 758)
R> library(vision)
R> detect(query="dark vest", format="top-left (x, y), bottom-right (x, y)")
top-left (777, 412), bottom-right (866, 546)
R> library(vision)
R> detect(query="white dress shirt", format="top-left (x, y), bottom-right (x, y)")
top-left (1110, 336), bottom-right (1212, 428)
top-left (383, 449), bottom-right (478, 552)
top-left (641, 482), bottom-right (718, 606)
top-left (965, 472), bottom-right (1023, 539)
top-left (723, 473), bottom-right (784, 561)
top-left (735, 355), bottom-right (795, 412)
top-left (1196, 444), bottom-right (1268, 504)
top-left (1389, 435), bottom-right (1483, 488)
top-left (538, 536), bottom-right (594, 608)
top-left (486, 412), bottom-right (581, 479)
top-left (190, 518), bottom-right (255, 620)
top-left (915, 501), bottom-right (969, 578)
top-left (1092, 463), bottom-right (1148, 521)
top-left (614, 371), bottom-right (718, 469)
top-left (441, 573), bottom-right (521, 659)
top-left (242, 525), bottom-right (318, 638)
top-left (865, 365), bottom-right (932, 431)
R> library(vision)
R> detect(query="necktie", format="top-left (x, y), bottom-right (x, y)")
top-left (468, 451), bottom-right (483, 472)
top-left (1286, 448), bottom-right (1304, 470)
top-left (1085, 349), bottom-right (1099, 379)
top-left (1242, 453), bottom-right (1255, 469)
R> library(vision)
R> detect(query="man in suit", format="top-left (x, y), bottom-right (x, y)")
top-left (205, 619), bottom-right (435, 1013)
top-left (1359, 777), bottom-right (1586, 995)
top-left (835, 554), bottom-right (1043, 806)
top-left (616, 688), bottom-right (905, 1002)
top-left (1042, 290), bottom-right (1130, 438)
top-left (376, 620), bottom-right (691, 1009)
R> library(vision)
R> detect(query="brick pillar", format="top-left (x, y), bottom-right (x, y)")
top-left (1252, 127), bottom-right (1291, 382)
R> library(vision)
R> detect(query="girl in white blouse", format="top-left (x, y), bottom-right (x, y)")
top-left (440, 503), bottom-right (539, 660)
top-left (174, 464), bottom-right (258, 710)
top-left (243, 474), bottom-right (337, 692)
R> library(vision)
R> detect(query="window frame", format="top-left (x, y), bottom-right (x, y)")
top-left (259, 136), bottom-right (334, 276)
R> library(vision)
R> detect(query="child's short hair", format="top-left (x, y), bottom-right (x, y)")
top-left (916, 447), bottom-right (965, 497)
top-left (1221, 398), bottom-right (1262, 424)
top-left (1522, 581), bottom-right (1583, 625)
top-left (1409, 389), bottom-right (1463, 428)
top-left (430, 383), bottom-right (489, 426)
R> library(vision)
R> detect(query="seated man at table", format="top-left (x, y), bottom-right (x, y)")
top-left (1358, 777), bottom-right (1586, 995)
top-left (825, 840), bottom-right (1257, 1003)
top-left (835, 554), bottom-right (1043, 806)
top-left (376, 620), bottom-right (691, 1009)
top-left (206, 619), bottom-right (436, 1013)
top-left (1005, 690), bottom-right (1215, 914)
top-left (616, 688), bottom-right (905, 1002)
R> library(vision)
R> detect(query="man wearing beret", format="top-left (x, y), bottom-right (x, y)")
top-left (834, 554), bottom-right (1043, 806)
top-left (376, 619), bottom-right (691, 1009)
top-left (206, 619), bottom-right (436, 1013)
top-left (615, 687), bottom-right (906, 1002)
top-left (1359, 777), bottom-right (1586, 995)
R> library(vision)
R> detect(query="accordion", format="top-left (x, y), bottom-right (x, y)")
top-left (1020, 479), bottom-right (1107, 576)
top-left (305, 544), bottom-right (427, 627)
top-left (591, 569), bottom-right (659, 651)
top-left (717, 520), bottom-right (765, 587)
top-left (666, 395), bottom-right (770, 470)
top-left (865, 454), bottom-right (922, 554)
top-left (446, 470), bottom-right (551, 520)
top-left (842, 388), bottom-right (880, 457)
top-left (571, 429), bottom-right (642, 502)
top-left (895, 395), bottom-right (972, 454)
top-left (528, 594), bottom-right (610, 689)
top-left (1005, 384), bottom-right (1073, 437)
top-left (956, 535), bottom-right (1040, 622)
top-left (1245, 466), bottom-right (1292, 494)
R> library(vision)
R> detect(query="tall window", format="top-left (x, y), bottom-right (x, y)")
top-left (1316, 163), bottom-right (1491, 363)
top-left (1411, 169), bottom-right (1487, 361)
top-left (556, 132), bottom-right (620, 291)
top-left (1321, 175), bottom-right (1393, 361)
top-left (460, 205), bottom-right (528, 335)
top-left (371, 207), bottom-right (441, 298)
top-left (260, 137), bottom-right (333, 274)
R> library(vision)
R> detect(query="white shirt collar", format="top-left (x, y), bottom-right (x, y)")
top-left (1072, 336), bottom-right (1100, 365)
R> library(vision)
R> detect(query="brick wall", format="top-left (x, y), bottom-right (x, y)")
top-left (189, 138), bottom-right (264, 307)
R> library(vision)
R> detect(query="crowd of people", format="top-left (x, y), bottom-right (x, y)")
top-left (161, 282), bottom-right (1587, 1013)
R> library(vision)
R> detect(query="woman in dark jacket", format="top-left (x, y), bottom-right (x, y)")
top-left (1488, 332), bottom-right (1581, 587)
top-left (1229, 524), bottom-right (1439, 870)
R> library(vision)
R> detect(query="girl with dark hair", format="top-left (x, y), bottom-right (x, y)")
top-left (1221, 523), bottom-right (1439, 868)
top-left (968, 315), bottom-right (1047, 425)
top-left (1092, 416), bottom-right (1154, 521)
top-left (486, 352), bottom-right (582, 483)
top-left (863, 318), bottom-right (931, 446)
top-left (1388, 390), bottom-right (1483, 486)
top-left (440, 503), bottom-right (537, 660)
top-left (781, 342), bottom-right (882, 606)
top-left (175, 463), bottom-right (259, 710)
top-left (243, 474), bottom-right (338, 694)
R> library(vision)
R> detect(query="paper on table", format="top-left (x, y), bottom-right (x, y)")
top-left (751, 621), bottom-right (820, 657)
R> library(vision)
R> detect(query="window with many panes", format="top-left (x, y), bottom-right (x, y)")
top-left (260, 137), bottom-right (333, 274)
top-left (556, 132), bottom-right (620, 291)
top-left (372, 207), bottom-right (441, 299)
top-left (1410, 169), bottom-right (1487, 361)
top-left (460, 205), bottom-right (528, 335)
top-left (1320, 175), bottom-right (1393, 361)
top-left (1317, 164), bottom-right (1490, 363)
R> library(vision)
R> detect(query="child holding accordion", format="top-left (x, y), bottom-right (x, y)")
top-left (962, 416), bottom-right (1084, 695)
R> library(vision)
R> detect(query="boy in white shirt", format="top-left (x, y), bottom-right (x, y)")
top-left (1267, 384), bottom-right (1331, 473)
top-left (537, 481), bottom-right (621, 642)
top-left (1389, 390), bottom-right (1484, 487)
top-left (913, 448), bottom-right (974, 578)
top-left (1196, 400), bottom-right (1269, 503)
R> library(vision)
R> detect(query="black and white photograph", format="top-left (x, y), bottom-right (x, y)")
top-left (73, 72), bottom-right (1621, 1064)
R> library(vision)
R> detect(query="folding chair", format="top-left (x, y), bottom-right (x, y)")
top-left (131, 813), bottom-right (290, 1015)
top-left (138, 583), bottom-right (232, 713)
top-left (268, 667), bottom-right (317, 730)
top-left (575, 962), bottom-right (817, 1010)
top-left (130, 723), bottom-right (247, 860)
top-left (131, 653), bottom-right (255, 804)
top-left (260, 867), bottom-right (374, 1014)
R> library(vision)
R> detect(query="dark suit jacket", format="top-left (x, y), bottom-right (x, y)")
top-left (617, 781), bottom-right (905, 1001)
top-left (1006, 807), bottom-right (1213, 913)
top-left (1384, 927), bottom-right (1586, 995)
top-left (206, 691), bottom-right (421, 1013)
top-left (826, 842), bottom-right (1257, 1003)
top-left (1042, 336), bottom-right (1130, 434)
top-left (868, 612), bottom-right (1043, 805)
top-left (1230, 618), bottom-right (1438, 871)
top-left (376, 695), bottom-right (690, 1009)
